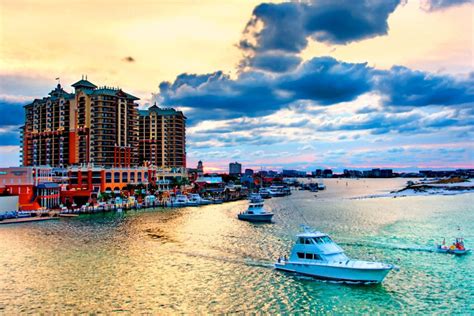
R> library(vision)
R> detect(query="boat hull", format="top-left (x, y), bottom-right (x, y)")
top-left (274, 262), bottom-right (392, 283)
top-left (237, 213), bottom-right (273, 223)
top-left (436, 248), bottom-right (471, 255)
top-left (166, 202), bottom-right (187, 207)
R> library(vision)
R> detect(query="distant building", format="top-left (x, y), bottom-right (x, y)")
top-left (322, 169), bottom-right (333, 178)
top-left (312, 169), bottom-right (323, 177)
top-left (244, 169), bottom-right (254, 176)
top-left (187, 160), bottom-right (204, 181)
top-left (380, 169), bottom-right (393, 178)
top-left (282, 169), bottom-right (307, 177)
top-left (229, 162), bottom-right (242, 175)
top-left (360, 168), bottom-right (393, 178)
top-left (197, 161), bottom-right (204, 175)
top-left (138, 104), bottom-right (186, 168)
top-left (343, 169), bottom-right (363, 178)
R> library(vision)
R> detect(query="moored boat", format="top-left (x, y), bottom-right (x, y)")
top-left (167, 194), bottom-right (188, 207)
top-left (258, 188), bottom-right (271, 199)
top-left (275, 227), bottom-right (394, 283)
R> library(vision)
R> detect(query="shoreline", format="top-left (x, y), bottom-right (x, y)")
top-left (352, 179), bottom-right (474, 199)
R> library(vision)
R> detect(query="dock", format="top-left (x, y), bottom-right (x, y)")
top-left (58, 213), bottom-right (79, 218)
top-left (0, 217), bottom-right (59, 225)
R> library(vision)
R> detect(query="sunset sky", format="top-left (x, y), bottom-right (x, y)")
top-left (0, 0), bottom-right (473, 172)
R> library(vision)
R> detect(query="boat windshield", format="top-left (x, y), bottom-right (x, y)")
top-left (313, 236), bottom-right (333, 244)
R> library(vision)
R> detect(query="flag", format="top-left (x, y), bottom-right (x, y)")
top-left (55, 77), bottom-right (59, 80)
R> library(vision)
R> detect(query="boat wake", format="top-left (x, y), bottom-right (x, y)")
top-left (339, 241), bottom-right (435, 253)
top-left (172, 250), bottom-right (274, 268)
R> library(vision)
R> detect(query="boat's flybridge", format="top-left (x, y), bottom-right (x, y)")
top-left (289, 232), bottom-right (391, 269)
top-left (291, 232), bottom-right (348, 262)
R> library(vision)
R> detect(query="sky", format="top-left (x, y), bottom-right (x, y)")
top-left (0, 0), bottom-right (473, 172)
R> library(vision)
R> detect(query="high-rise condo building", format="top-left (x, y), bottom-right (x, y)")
top-left (138, 104), bottom-right (186, 168)
top-left (22, 78), bottom-right (140, 168)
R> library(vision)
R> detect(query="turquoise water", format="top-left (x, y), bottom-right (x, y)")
top-left (0, 179), bottom-right (473, 313)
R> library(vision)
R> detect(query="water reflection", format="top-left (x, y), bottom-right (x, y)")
top-left (0, 179), bottom-right (472, 313)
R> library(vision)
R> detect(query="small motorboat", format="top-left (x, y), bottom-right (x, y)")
top-left (17, 211), bottom-right (32, 218)
top-left (275, 226), bottom-right (395, 283)
top-left (238, 197), bottom-right (273, 223)
top-left (166, 195), bottom-right (188, 207)
top-left (212, 198), bottom-right (223, 204)
top-left (435, 238), bottom-right (470, 255)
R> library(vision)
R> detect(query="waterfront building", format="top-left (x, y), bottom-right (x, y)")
top-left (63, 165), bottom-right (187, 205)
top-left (138, 104), bottom-right (186, 168)
top-left (0, 166), bottom-right (60, 210)
top-left (22, 78), bottom-right (140, 168)
top-left (229, 162), bottom-right (242, 175)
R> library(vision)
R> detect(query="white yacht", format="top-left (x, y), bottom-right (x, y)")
top-left (166, 194), bottom-right (188, 207)
top-left (258, 188), bottom-right (271, 199)
top-left (268, 185), bottom-right (286, 197)
top-left (275, 227), bottom-right (394, 283)
top-left (187, 194), bottom-right (212, 206)
top-left (248, 193), bottom-right (264, 203)
top-left (238, 197), bottom-right (273, 223)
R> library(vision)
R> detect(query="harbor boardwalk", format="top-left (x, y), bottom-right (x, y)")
top-left (0, 217), bottom-right (59, 225)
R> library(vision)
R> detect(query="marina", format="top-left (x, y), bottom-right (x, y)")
top-left (0, 178), bottom-right (472, 314)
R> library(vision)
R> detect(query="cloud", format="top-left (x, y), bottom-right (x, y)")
top-left (248, 52), bottom-right (302, 73)
top-left (238, 0), bottom-right (401, 72)
top-left (123, 56), bottom-right (135, 62)
top-left (377, 66), bottom-right (474, 106)
top-left (0, 99), bottom-right (26, 127)
top-left (278, 57), bottom-right (372, 105)
top-left (159, 70), bottom-right (283, 121)
top-left (0, 125), bottom-right (21, 146)
top-left (159, 56), bottom-right (374, 121)
top-left (420, 0), bottom-right (472, 11)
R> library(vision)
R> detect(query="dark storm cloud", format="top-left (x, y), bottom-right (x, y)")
top-left (377, 66), bottom-right (474, 107)
top-left (420, 0), bottom-right (472, 11)
top-left (0, 99), bottom-right (25, 127)
top-left (238, 0), bottom-right (401, 71)
top-left (159, 57), bottom-right (374, 122)
top-left (0, 126), bottom-right (21, 146)
top-left (160, 70), bottom-right (283, 121)
top-left (278, 57), bottom-right (372, 105)
top-left (249, 52), bottom-right (302, 73)
top-left (159, 57), bottom-right (474, 126)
